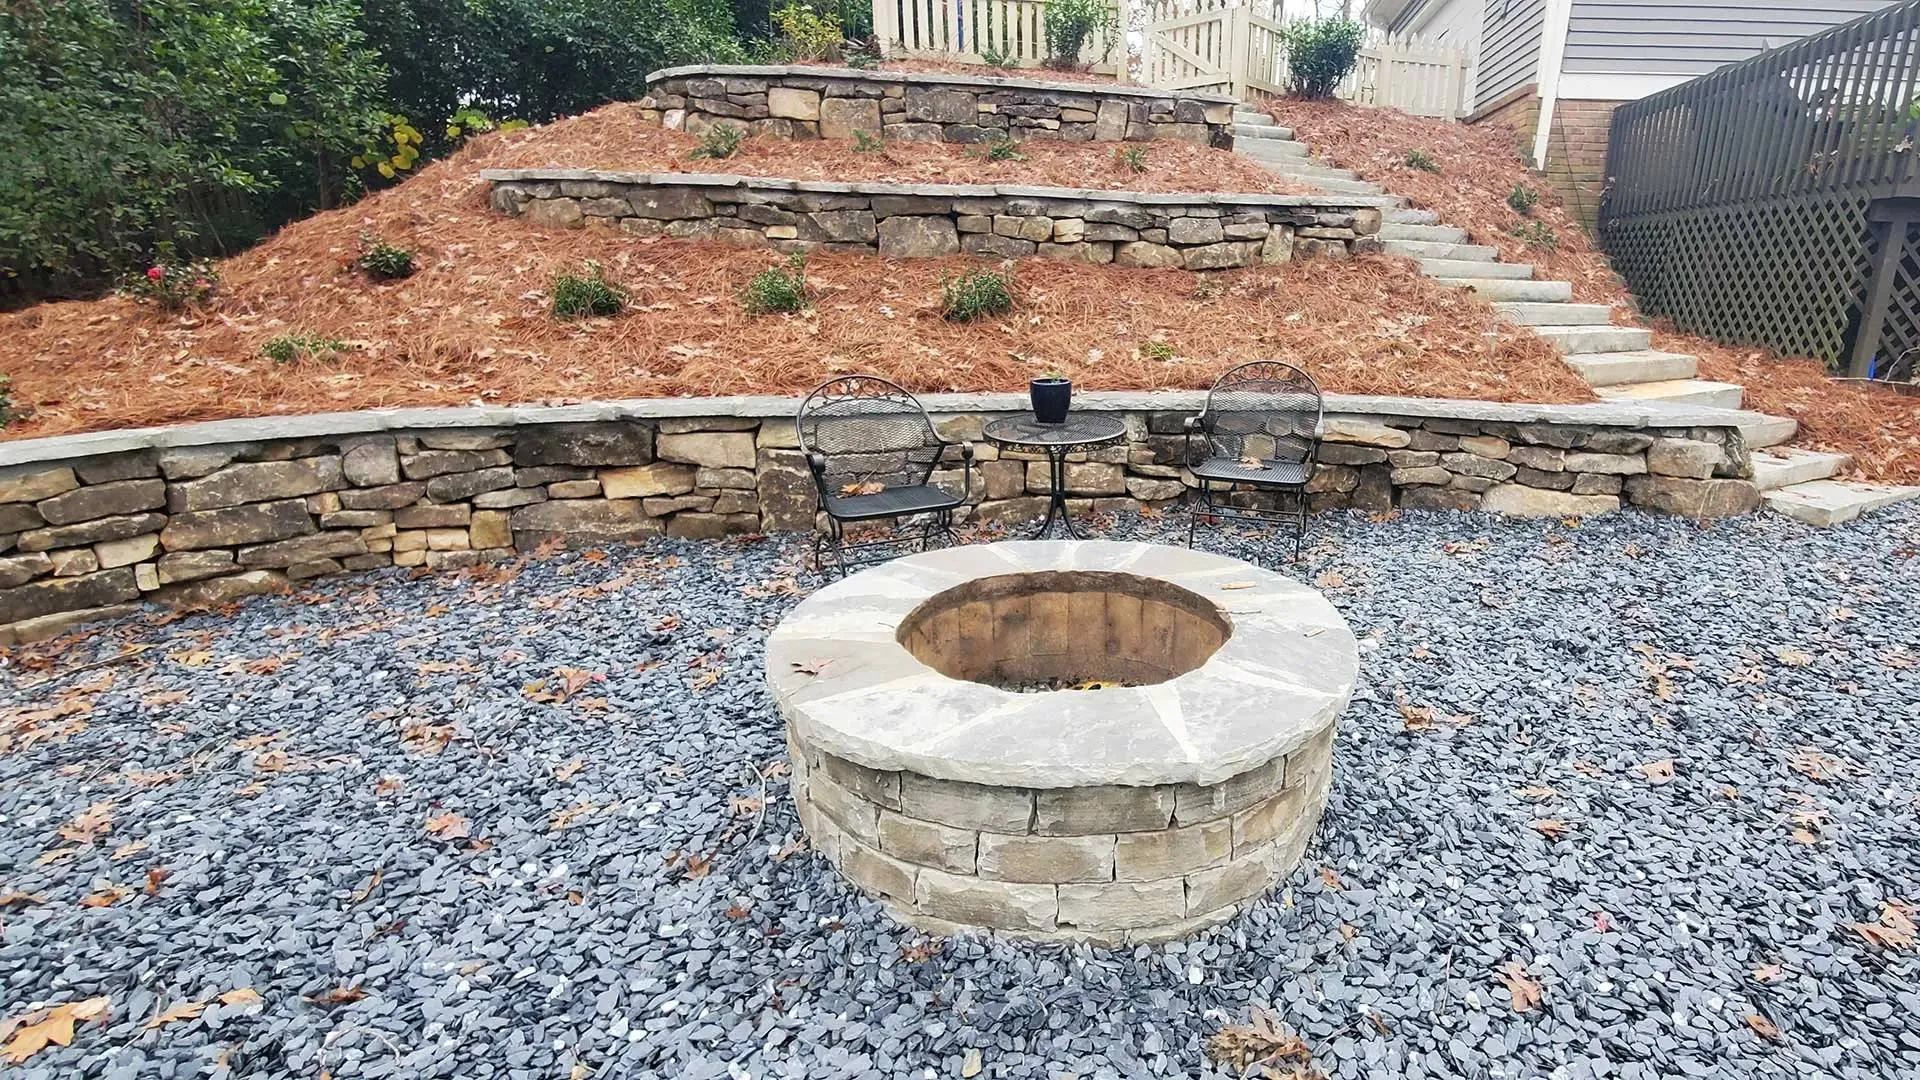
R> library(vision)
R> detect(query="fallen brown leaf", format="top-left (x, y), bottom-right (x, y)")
top-left (1497, 960), bottom-right (1543, 1013)
top-left (218, 988), bottom-right (263, 1007)
top-left (1638, 759), bottom-right (1676, 784)
top-left (1746, 1015), bottom-right (1782, 1041)
top-left (1849, 902), bottom-right (1917, 951)
top-left (1205, 1006), bottom-right (1313, 1071)
top-left (79, 884), bottom-right (130, 908)
top-left (424, 812), bottom-right (471, 840)
top-left (1, 996), bottom-right (110, 1063)
top-left (1532, 819), bottom-right (1569, 839)
top-left (142, 999), bottom-right (206, 1030)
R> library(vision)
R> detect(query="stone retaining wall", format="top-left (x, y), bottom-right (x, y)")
top-left (480, 170), bottom-right (1391, 268)
top-left (641, 64), bottom-right (1236, 147)
top-left (0, 393), bottom-right (1762, 644)
top-left (789, 728), bottom-right (1333, 944)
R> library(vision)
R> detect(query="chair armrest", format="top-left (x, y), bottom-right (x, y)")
top-left (1183, 414), bottom-right (1205, 466)
top-left (806, 452), bottom-right (828, 476)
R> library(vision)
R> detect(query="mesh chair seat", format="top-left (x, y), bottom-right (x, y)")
top-left (1189, 456), bottom-right (1312, 486)
top-left (823, 484), bottom-right (963, 520)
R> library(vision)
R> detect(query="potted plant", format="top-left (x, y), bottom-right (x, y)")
top-left (1030, 372), bottom-right (1072, 424)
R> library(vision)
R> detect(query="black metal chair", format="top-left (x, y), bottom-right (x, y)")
top-left (1183, 361), bottom-right (1322, 560)
top-left (795, 375), bottom-right (973, 578)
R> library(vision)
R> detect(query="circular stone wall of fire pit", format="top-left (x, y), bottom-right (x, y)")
top-left (765, 541), bottom-right (1358, 944)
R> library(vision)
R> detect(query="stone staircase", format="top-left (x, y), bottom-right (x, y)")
top-left (1230, 104), bottom-right (1920, 525)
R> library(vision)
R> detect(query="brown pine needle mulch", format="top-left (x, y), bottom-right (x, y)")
top-left (1268, 97), bottom-right (1920, 484)
top-left (483, 103), bottom-right (1312, 195)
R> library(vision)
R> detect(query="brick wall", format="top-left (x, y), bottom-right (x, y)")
top-left (1465, 86), bottom-right (1540, 166)
top-left (1542, 98), bottom-right (1625, 232)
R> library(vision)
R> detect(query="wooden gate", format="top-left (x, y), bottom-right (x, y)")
top-left (1141, 0), bottom-right (1285, 98)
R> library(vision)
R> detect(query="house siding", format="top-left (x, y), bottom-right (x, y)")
top-left (1392, 0), bottom-right (1489, 109)
top-left (1477, 0), bottom-right (1546, 106)
top-left (1562, 1), bottom-right (1899, 75)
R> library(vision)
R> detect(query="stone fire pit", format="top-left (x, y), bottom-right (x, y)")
top-left (765, 541), bottom-right (1358, 943)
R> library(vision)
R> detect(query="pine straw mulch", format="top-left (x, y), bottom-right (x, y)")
top-left (1267, 98), bottom-right (1920, 484)
top-left (484, 103), bottom-right (1309, 195)
top-left (0, 115), bottom-right (1587, 441)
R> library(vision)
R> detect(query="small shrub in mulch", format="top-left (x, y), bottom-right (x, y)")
top-left (743, 255), bottom-right (809, 314)
top-left (117, 246), bottom-right (219, 313)
top-left (355, 234), bottom-right (415, 281)
top-left (550, 261), bottom-right (628, 319)
top-left (262, 334), bottom-right (347, 364)
top-left (1115, 146), bottom-right (1148, 173)
top-left (941, 265), bottom-right (1015, 321)
top-left (981, 134), bottom-right (1025, 162)
top-left (852, 130), bottom-right (884, 153)
top-left (1509, 220), bottom-right (1559, 252)
top-left (1507, 183), bottom-right (1540, 216)
top-left (1140, 339), bottom-right (1176, 363)
top-left (689, 124), bottom-right (745, 161)
top-left (1403, 149), bottom-right (1440, 173)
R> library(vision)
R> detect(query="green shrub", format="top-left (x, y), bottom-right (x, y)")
top-left (1041, 0), bottom-right (1117, 69)
top-left (771, 1), bottom-right (841, 61)
top-left (116, 246), bottom-right (220, 312)
top-left (982, 134), bottom-right (1026, 162)
top-left (1509, 220), bottom-right (1559, 251)
top-left (1141, 340), bottom-right (1176, 362)
top-left (852, 130), bottom-right (885, 153)
top-left (842, 34), bottom-right (883, 69)
top-left (356, 234), bottom-right (415, 280)
top-left (743, 255), bottom-right (809, 314)
top-left (1403, 149), bottom-right (1440, 173)
top-left (1116, 146), bottom-right (1148, 173)
top-left (690, 123), bottom-right (746, 160)
top-left (1280, 18), bottom-right (1363, 99)
top-left (263, 334), bottom-right (347, 364)
top-left (981, 43), bottom-right (1017, 69)
top-left (941, 265), bottom-right (1016, 321)
top-left (1507, 183), bottom-right (1540, 216)
top-left (551, 261), bottom-right (628, 318)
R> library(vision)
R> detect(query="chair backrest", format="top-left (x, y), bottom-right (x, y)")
top-left (795, 375), bottom-right (945, 492)
top-left (1199, 361), bottom-right (1322, 463)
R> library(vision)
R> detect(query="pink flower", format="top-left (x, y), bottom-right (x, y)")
top-left (146, 266), bottom-right (165, 280)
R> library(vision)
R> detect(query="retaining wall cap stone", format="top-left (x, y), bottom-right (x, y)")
top-left (645, 64), bottom-right (1240, 104)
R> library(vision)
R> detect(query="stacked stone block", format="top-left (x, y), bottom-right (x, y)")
top-left (788, 725), bottom-right (1334, 944)
top-left (639, 65), bottom-right (1235, 147)
top-left (482, 170), bottom-right (1389, 270)
top-left (0, 397), bottom-right (1760, 643)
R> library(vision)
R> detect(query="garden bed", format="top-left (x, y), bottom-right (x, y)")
top-left (486, 104), bottom-right (1303, 194)
top-left (1266, 98), bottom-right (1920, 485)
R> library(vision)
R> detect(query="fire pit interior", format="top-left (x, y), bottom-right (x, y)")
top-left (765, 541), bottom-right (1358, 944)
top-left (896, 571), bottom-right (1231, 690)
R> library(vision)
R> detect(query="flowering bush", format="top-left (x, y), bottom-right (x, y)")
top-left (117, 249), bottom-right (220, 312)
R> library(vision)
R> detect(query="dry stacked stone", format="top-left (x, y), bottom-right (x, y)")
top-left (482, 170), bottom-right (1388, 269)
top-left (639, 64), bottom-right (1236, 147)
top-left (788, 727), bottom-right (1334, 944)
top-left (0, 399), bottom-right (1759, 643)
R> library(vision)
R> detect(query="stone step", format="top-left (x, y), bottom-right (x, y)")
top-left (1380, 222), bottom-right (1469, 244)
top-left (1736, 412), bottom-right (1799, 448)
top-left (1764, 480), bottom-right (1920, 526)
top-left (1232, 122), bottom-right (1297, 142)
top-left (1237, 148), bottom-right (1359, 178)
top-left (1561, 350), bottom-right (1698, 387)
top-left (1434, 278), bottom-right (1574, 302)
top-left (1494, 302), bottom-right (1615, 326)
top-left (1384, 239), bottom-right (1499, 262)
top-left (1749, 447), bottom-right (1852, 491)
top-left (1418, 258), bottom-right (1532, 279)
top-left (1250, 163), bottom-right (1386, 196)
top-left (1532, 324), bottom-right (1655, 355)
top-left (1594, 379), bottom-right (1744, 409)
top-left (1385, 208), bottom-right (1441, 225)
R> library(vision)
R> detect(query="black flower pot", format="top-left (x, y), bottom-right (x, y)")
top-left (1030, 377), bottom-right (1072, 424)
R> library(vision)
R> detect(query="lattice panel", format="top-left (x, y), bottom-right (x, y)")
top-left (1602, 193), bottom-right (1876, 364)
top-left (1876, 221), bottom-right (1920, 375)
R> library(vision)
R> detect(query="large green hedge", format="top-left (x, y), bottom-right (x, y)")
top-left (0, 0), bottom-right (748, 305)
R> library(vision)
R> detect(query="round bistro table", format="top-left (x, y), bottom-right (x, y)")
top-left (981, 413), bottom-right (1129, 539)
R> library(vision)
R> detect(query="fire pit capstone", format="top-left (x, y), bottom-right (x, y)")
top-left (766, 540), bottom-right (1358, 943)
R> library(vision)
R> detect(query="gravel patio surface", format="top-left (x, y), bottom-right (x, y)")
top-left (2, 508), bottom-right (1917, 1080)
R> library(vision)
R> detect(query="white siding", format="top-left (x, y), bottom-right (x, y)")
top-left (1563, 1), bottom-right (1900, 76)
top-left (1396, 0), bottom-right (1488, 108)
top-left (1476, 0), bottom-right (1545, 106)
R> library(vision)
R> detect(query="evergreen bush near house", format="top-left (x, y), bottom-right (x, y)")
top-left (1280, 18), bottom-right (1362, 99)
top-left (742, 255), bottom-right (809, 314)
top-left (550, 261), bottom-right (628, 318)
top-left (1041, 0), bottom-right (1116, 70)
top-left (940, 265), bottom-right (1016, 321)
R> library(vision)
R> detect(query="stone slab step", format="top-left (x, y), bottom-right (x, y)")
top-left (1750, 447), bottom-right (1851, 491)
top-left (1764, 480), bottom-right (1920, 526)
top-left (1385, 239), bottom-right (1499, 262)
top-left (1562, 350), bottom-right (1698, 387)
top-left (1533, 324), bottom-right (1655, 355)
top-left (1251, 164), bottom-right (1386, 196)
top-left (1380, 222), bottom-right (1469, 244)
top-left (1494, 302), bottom-right (1614, 326)
top-left (1737, 413), bottom-right (1799, 448)
top-left (1237, 148), bottom-right (1358, 178)
top-left (1595, 379), bottom-right (1744, 409)
top-left (1418, 258), bottom-right (1532, 279)
top-left (1434, 278), bottom-right (1574, 302)
top-left (1233, 123), bottom-right (1299, 144)
top-left (1385, 208), bottom-right (1441, 225)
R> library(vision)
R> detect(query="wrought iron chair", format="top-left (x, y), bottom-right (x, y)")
top-left (795, 375), bottom-right (973, 578)
top-left (1183, 361), bottom-right (1322, 560)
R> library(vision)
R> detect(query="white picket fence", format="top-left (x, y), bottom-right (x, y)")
top-left (872, 0), bottom-right (1122, 74)
top-left (1339, 32), bottom-right (1469, 118)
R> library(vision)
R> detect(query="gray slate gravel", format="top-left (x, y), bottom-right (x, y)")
top-left (2, 506), bottom-right (1917, 1080)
